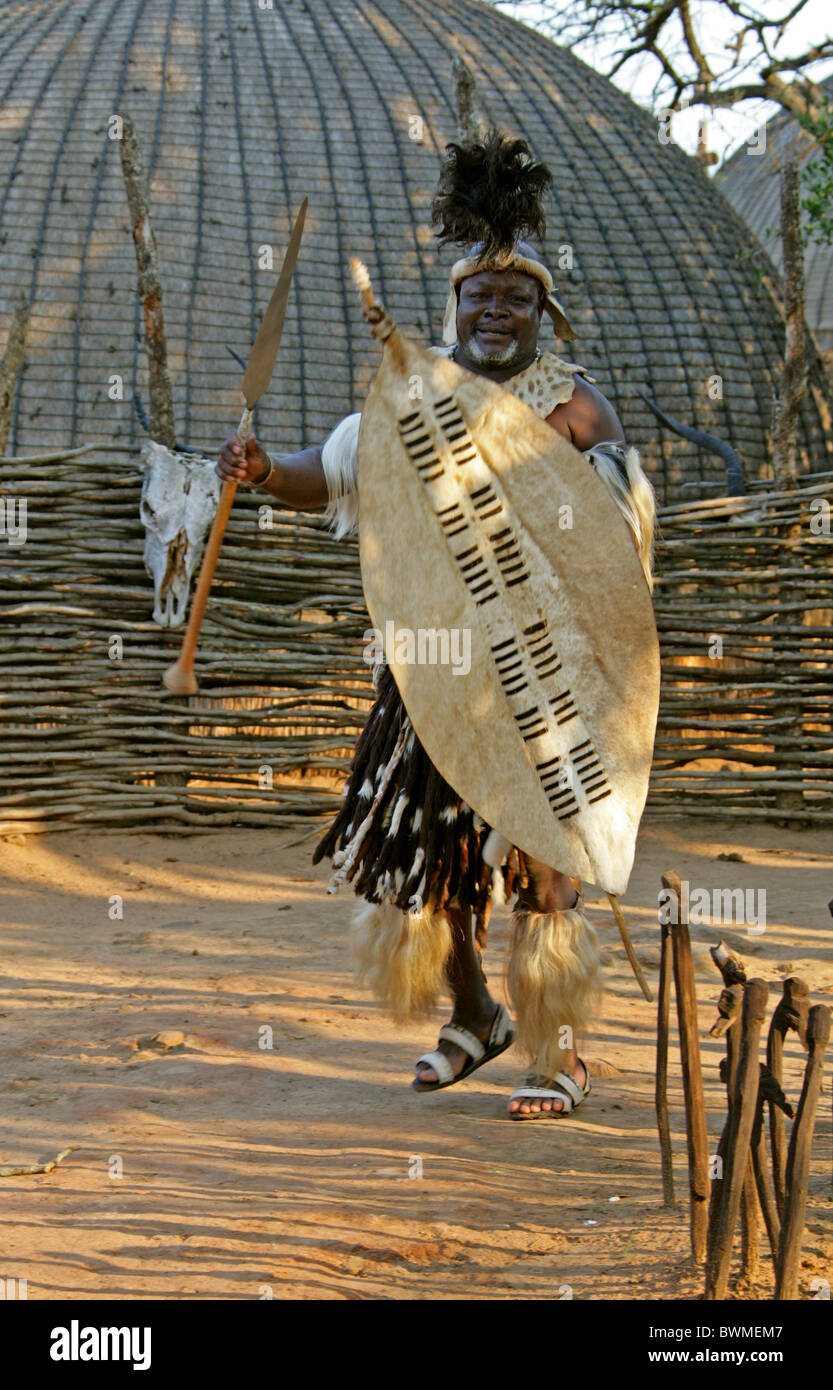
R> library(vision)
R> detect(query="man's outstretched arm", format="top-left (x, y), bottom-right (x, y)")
top-left (216, 431), bottom-right (329, 510)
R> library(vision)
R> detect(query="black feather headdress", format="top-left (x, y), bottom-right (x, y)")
top-left (431, 130), bottom-right (552, 263)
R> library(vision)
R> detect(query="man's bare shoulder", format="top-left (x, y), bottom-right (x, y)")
top-left (547, 374), bottom-right (625, 451)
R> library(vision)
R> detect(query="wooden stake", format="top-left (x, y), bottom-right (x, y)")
top-left (767, 975), bottom-right (810, 1216)
top-left (706, 978), bottom-right (769, 1300)
top-left (751, 1065), bottom-right (789, 1264)
top-left (775, 1004), bottom-right (830, 1300)
top-left (772, 157), bottom-right (808, 489)
top-left (706, 983), bottom-right (742, 1266)
top-left (0, 295), bottom-right (30, 456)
top-left (656, 903), bottom-right (675, 1208)
top-left (740, 1151), bottom-right (760, 1283)
top-left (118, 113), bottom-right (176, 450)
top-left (452, 56), bottom-right (480, 141)
top-left (663, 869), bottom-right (709, 1264)
top-left (707, 943), bottom-right (760, 1284)
top-left (710, 939), bottom-right (747, 989)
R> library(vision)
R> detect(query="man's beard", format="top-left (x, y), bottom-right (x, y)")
top-left (465, 332), bottom-right (523, 367)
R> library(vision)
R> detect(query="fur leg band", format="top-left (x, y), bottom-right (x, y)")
top-left (506, 905), bottom-right (603, 1077)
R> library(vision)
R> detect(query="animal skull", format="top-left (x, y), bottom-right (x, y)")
top-left (140, 441), bottom-right (221, 627)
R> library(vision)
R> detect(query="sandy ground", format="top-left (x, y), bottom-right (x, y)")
top-left (1, 815), bottom-right (831, 1301)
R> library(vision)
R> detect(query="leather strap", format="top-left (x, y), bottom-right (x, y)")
top-left (438, 1023), bottom-right (485, 1062)
top-left (509, 1069), bottom-right (588, 1112)
top-left (488, 1004), bottom-right (511, 1047)
top-left (414, 1049), bottom-right (455, 1084)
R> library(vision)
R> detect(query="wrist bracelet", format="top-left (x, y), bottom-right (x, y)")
top-left (254, 457), bottom-right (275, 488)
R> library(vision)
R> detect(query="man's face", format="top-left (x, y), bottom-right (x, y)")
top-left (456, 269), bottom-right (543, 369)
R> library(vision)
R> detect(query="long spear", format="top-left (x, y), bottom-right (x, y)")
top-left (163, 198), bottom-right (308, 695)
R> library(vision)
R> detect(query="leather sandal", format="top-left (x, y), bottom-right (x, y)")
top-left (412, 1003), bottom-right (514, 1092)
top-left (508, 1061), bottom-right (591, 1119)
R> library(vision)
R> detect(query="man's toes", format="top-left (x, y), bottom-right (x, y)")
top-left (415, 1065), bottom-right (437, 1084)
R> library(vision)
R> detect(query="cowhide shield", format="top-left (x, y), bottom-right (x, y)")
top-left (357, 329), bottom-right (660, 896)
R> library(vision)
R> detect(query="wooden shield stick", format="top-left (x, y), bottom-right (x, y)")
top-left (163, 198), bottom-right (308, 695)
top-left (606, 892), bottom-right (653, 1003)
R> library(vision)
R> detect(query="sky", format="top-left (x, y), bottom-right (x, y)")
top-left (495, 0), bottom-right (833, 170)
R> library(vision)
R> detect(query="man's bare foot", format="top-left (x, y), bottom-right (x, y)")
top-left (413, 1003), bottom-right (500, 1085)
top-left (507, 1058), bottom-right (588, 1116)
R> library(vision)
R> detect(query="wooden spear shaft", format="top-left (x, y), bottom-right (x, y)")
top-left (161, 466), bottom-right (244, 695)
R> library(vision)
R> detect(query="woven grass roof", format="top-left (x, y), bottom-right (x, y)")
top-left (1, 0), bottom-right (832, 502)
top-left (716, 78), bottom-right (833, 356)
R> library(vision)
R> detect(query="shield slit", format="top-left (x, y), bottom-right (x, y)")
top-left (533, 751), bottom-right (581, 817)
top-left (569, 738), bottom-right (612, 803)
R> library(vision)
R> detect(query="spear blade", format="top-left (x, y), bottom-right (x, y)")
top-left (241, 196), bottom-right (308, 409)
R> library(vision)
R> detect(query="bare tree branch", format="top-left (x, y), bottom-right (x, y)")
top-left (492, 1), bottom-right (833, 123)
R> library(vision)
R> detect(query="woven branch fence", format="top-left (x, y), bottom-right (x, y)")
top-left (0, 446), bottom-right (831, 834)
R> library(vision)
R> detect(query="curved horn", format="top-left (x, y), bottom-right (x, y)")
top-left (636, 387), bottom-right (746, 496)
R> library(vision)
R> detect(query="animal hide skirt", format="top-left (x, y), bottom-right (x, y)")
top-left (313, 665), bottom-right (602, 1046)
top-left (313, 661), bottom-right (515, 916)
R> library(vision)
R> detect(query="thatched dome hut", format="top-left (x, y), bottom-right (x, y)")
top-left (1, 0), bottom-right (831, 501)
top-left (716, 79), bottom-right (833, 361)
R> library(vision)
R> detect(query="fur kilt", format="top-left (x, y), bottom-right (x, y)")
top-left (313, 661), bottom-right (517, 916)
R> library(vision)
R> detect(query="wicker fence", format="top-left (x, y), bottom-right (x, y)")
top-left (1, 445), bottom-right (831, 834)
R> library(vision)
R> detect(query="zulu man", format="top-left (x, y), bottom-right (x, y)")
top-left (217, 133), bottom-right (659, 1118)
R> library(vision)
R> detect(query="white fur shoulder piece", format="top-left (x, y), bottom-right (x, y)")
top-left (321, 411), bottom-right (361, 539)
